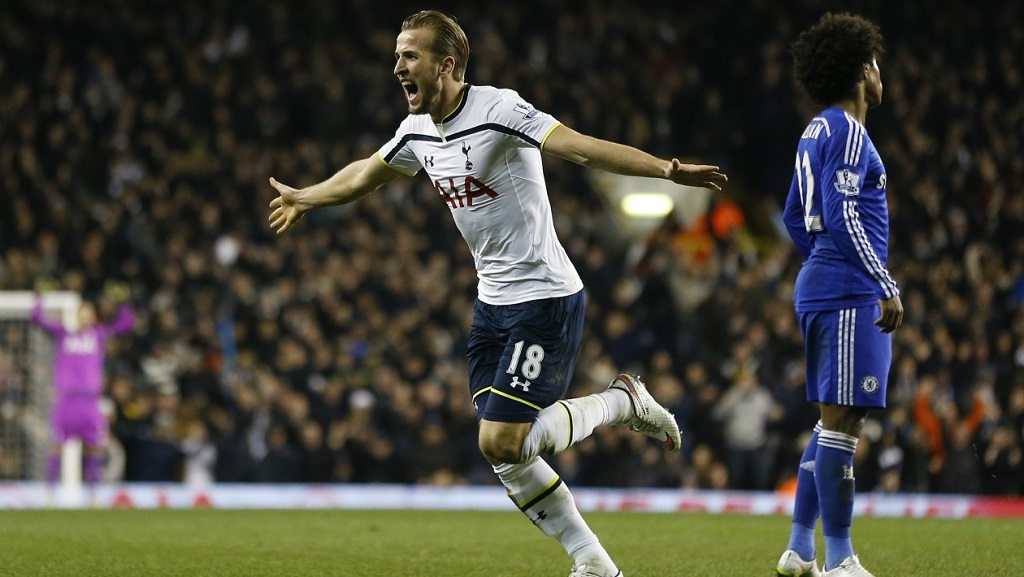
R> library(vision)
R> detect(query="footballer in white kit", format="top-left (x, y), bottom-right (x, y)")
top-left (268, 10), bottom-right (726, 577)
top-left (379, 85), bottom-right (587, 422)
top-left (381, 85), bottom-right (582, 306)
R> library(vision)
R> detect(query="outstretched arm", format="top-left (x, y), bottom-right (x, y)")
top-left (541, 125), bottom-right (727, 191)
top-left (269, 155), bottom-right (404, 234)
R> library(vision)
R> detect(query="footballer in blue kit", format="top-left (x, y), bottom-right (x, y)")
top-left (788, 102), bottom-right (896, 410)
top-left (776, 13), bottom-right (904, 577)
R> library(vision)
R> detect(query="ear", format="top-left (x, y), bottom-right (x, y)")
top-left (440, 55), bottom-right (456, 77)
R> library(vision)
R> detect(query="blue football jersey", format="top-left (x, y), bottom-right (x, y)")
top-left (783, 106), bottom-right (899, 312)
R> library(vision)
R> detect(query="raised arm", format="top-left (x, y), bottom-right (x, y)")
top-left (30, 295), bottom-right (65, 335)
top-left (541, 125), bottom-right (727, 191)
top-left (105, 303), bottom-right (136, 335)
top-left (268, 154), bottom-right (404, 234)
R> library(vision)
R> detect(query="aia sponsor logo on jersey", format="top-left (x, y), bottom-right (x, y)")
top-left (64, 333), bottom-right (99, 355)
top-left (434, 176), bottom-right (498, 209)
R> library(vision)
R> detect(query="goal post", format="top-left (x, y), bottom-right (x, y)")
top-left (0, 291), bottom-right (82, 505)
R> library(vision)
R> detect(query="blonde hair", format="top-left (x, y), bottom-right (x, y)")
top-left (401, 10), bottom-right (470, 81)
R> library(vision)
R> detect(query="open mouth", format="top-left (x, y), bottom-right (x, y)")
top-left (401, 80), bottom-right (419, 104)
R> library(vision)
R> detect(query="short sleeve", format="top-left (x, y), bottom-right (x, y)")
top-left (489, 90), bottom-right (561, 149)
top-left (377, 116), bottom-right (423, 177)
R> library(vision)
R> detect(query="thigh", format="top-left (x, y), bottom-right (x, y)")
top-left (79, 403), bottom-right (108, 447)
top-left (51, 402), bottom-right (71, 444)
top-left (56, 399), bottom-right (106, 446)
top-left (800, 305), bottom-right (891, 408)
top-left (469, 291), bottom-right (585, 423)
top-left (467, 299), bottom-right (505, 417)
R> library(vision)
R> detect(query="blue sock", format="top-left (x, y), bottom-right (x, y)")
top-left (816, 429), bottom-right (858, 571)
top-left (787, 422), bottom-right (822, 560)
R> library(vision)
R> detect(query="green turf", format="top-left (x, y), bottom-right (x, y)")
top-left (0, 509), bottom-right (1020, 576)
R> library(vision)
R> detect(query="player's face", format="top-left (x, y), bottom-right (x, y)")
top-left (77, 302), bottom-right (96, 329)
top-left (865, 58), bottom-right (883, 108)
top-left (394, 28), bottom-right (444, 116)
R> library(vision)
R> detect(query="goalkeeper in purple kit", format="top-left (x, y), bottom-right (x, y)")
top-left (32, 288), bottom-right (135, 497)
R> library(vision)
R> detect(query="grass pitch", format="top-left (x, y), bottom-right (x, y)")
top-left (0, 508), bottom-right (1020, 576)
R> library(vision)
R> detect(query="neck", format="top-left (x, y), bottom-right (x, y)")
top-left (835, 89), bottom-right (868, 125)
top-left (431, 81), bottom-right (467, 123)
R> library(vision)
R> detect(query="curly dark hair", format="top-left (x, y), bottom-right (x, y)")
top-left (791, 13), bottom-right (885, 106)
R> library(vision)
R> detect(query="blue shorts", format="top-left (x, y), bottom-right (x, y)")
top-left (467, 290), bottom-right (585, 423)
top-left (799, 304), bottom-right (891, 408)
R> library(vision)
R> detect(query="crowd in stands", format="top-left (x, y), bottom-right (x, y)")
top-left (1, 0), bottom-right (1022, 496)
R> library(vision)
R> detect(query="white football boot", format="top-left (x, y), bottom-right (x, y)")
top-left (776, 549), bottom-right (821, 577)
top-left (568, 558), bottom-right (623, 577)
top-left (607, 373), bottom-right (681, 451)
top-left (822, 555), bottom-right (875, 577)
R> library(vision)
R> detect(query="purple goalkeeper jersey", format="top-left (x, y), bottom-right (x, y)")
top-left (31, 299), bottom-right (136, 398)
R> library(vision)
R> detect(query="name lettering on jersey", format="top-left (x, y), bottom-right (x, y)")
top-left (64, 333), bottom-right (99, 355)
top-left (801, 122), bottom-right (826, 140)
top-left (434, 176), bottom-right (499, 209)
top-left (461, 141), bottom-right (474, 171)
top-left (834, 169), bottom-right (861, 196)
top-left (424, 155), bottom-right (434, 167)
top-left (514, 101), bottom-right (539, 119)
top-left (877, 173), bottom-right (886, 189)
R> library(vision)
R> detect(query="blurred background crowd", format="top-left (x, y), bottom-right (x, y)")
top-left (0, 0), bottom-right (1022, 496)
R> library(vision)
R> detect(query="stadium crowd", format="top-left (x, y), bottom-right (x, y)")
top-left (0, 0), bottom-right (1022, 496)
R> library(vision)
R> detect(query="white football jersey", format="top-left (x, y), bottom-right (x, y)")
top-left (378, 85), bottom-right (584, 305)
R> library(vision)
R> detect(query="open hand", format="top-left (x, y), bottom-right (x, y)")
top-left (268, 177), bottom-right (308, 235)
top-left (666, 159), bottom-right (728, 191)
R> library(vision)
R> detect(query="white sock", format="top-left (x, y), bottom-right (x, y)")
top-left (520, 390), bottom-right (632, 461)
top-left (494, 456), bottom-right (617, 570)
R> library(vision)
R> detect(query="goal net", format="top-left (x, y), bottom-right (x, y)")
top-left (0, 291), bottom-right (81, 484)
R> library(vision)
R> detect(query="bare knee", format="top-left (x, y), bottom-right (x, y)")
top-left (819, 404), bottom-right (870, 436)
top-left (478, 420), bottom-right (531, 465)
top-left (479, 437), bottom-right (523, 465)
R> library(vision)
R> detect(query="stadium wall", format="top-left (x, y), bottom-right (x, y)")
top-left (2, 483), bottom-right (1023, 518)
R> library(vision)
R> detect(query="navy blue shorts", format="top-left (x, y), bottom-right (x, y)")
top-left (467, 290), bottom-right (585, 423)
top-left (799, 304), bottom-right (891, 408)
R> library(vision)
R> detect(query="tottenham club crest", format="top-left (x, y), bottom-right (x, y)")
top-left (861, 375), bottom-right (879, 394)
top-left (461, 141), bottom-right (473, 171)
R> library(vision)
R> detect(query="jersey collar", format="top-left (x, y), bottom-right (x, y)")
top-left (441, 85), bottom-right (470, 124)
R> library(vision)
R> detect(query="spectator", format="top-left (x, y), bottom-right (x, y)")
top-left (982, 423), bottom-right (1022, 496)
top-left (712, 370), bottom-right (781, 490)
top-left (0, 0), bottom-right (1020, 494)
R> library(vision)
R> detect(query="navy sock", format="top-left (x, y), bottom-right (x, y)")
top-left (787, 422), bottom-right (822, 560)
top-left (816, 429), bottom-right (858, 570)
